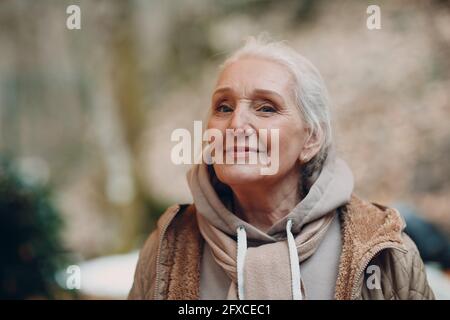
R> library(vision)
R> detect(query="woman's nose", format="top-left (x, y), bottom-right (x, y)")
top-left (228, 103), bottom-right (253, 134)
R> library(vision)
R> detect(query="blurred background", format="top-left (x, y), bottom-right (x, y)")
top-left (0, 0), bottom-right (449, 299)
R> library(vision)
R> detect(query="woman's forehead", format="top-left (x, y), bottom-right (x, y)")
top-left (214, 57), bottom-right (294, 98)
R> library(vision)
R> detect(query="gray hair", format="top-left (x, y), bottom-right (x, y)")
top-left (219, 35), bottom-right (334, 192)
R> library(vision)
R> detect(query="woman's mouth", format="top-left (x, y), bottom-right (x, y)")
top-left (224, 146), bottom-right (266, 158)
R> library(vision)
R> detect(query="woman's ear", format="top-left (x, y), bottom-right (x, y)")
top-left (299, 127), bottom-right (323, 163)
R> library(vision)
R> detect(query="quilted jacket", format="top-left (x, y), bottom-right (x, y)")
top-left (128, 195), bottom-right (435, 300)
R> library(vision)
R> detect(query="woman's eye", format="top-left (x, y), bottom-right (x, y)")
top-left (257, 104), bottom-right (276, 113)
top-left (216, 104), bottom-right (233, 113)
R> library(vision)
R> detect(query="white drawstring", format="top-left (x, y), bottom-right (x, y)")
top-left (235, 220), bottom-right (303, 300)
top-left (236, 225), bottom-right (247, 300)
top-left (286, 219), bottom-right (302, 300)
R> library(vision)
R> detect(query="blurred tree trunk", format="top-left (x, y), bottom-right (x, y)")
top-left (80, 0), bottom-right (148, 252)
top-left (109, 0), bottom-right (150, 251)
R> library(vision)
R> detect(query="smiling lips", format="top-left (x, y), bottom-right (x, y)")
top-left (224, 146), bottom-right (265, 157)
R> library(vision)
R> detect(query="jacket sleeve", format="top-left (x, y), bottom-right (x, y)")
top-left (128, 230), bottom-right (159, 300)
top-left (128, 204), bottom-right (182, 300)
top-left (361, 233), bottom-right (436, 300)
top-left (402, 233), bottom-right (435, 300)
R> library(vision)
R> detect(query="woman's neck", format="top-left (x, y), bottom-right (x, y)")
top-left (231, 169), bottom-right (302, 232)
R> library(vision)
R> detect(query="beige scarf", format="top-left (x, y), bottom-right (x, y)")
top-left (197, 210), bottom-right (335, 300)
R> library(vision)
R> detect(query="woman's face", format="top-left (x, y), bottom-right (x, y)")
top-left (208, 57), bottom-right (310, 187)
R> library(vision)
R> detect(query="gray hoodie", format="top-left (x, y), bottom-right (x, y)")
top-left (187, 153), bottom-right (354, 299)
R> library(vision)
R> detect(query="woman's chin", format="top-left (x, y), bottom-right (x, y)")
top-left (213, 163), bottom-right (266, 185)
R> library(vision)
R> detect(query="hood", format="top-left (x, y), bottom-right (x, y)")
top-left (186, 151), bottom-right (354, 244)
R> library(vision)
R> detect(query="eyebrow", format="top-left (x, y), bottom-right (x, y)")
top-left (212, 86), bottom-right (286, 104)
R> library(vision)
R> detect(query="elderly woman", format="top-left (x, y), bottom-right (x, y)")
top-left (129, 37), bottom-right (434, 300)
